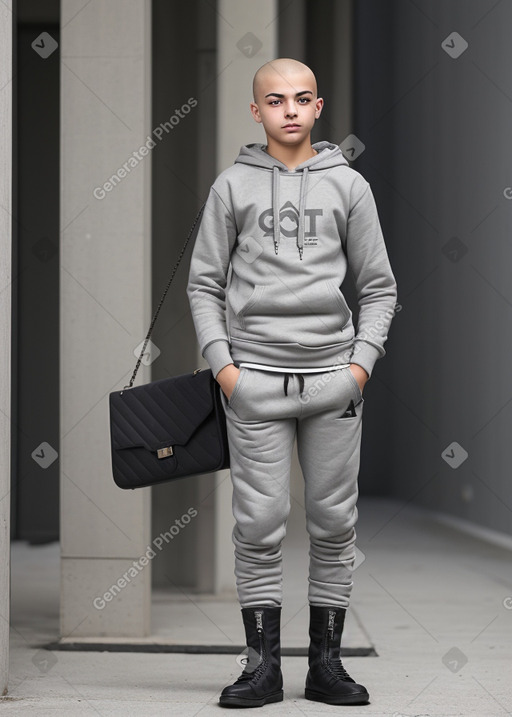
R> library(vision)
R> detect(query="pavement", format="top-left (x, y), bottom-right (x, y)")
top-left (4, 496), bottom-right (512, 715)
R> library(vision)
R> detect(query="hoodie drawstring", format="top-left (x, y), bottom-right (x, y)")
top-left (272, 165), bottom-right (309, 261)
top-left (272, 165), bottom-right (280, 256)
top-left (297, 167), bottom-right (309, 261)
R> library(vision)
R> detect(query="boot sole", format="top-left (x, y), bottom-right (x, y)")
top-left (219, 690), bottom-right (284, 708)
top-left (305, 687), bottom-right (370, 705)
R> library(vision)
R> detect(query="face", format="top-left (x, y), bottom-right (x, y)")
top-left (250, 70), bottom-right (323, 146)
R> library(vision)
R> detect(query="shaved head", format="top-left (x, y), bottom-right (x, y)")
top-left (252, 58), bottom-right (317, 104)
top-left (249, 57), bottom-right (323, 149)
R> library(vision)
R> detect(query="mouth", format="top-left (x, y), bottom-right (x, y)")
top-left (283, 124), bottom-right (301, 131)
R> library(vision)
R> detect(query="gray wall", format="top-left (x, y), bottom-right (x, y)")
top-left (354, 0), bottom-right (512, 534)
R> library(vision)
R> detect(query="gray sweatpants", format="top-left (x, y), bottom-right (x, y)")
top-left (219, 365), bottom-right (365, 609)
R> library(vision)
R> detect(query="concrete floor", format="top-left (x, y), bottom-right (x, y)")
top-left (4, 496), bottom-right (512, 715)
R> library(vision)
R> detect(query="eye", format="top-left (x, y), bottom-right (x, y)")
top-left (269, 99), bottom-right (281, 105)
top-left (298, 97), bottom-right (311, 103)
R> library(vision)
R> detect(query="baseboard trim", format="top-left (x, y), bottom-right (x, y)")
top-left (44, 641), bottom-right (378, 657)
top-left (430, 509), bottom-right (512, 551)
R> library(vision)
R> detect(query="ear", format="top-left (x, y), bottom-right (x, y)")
top-left (314, 97), bottom-right (324, 119)
top-left (250, 101), bottom-right (263, 124)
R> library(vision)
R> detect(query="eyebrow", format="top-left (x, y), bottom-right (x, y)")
top-left (264, 90), bottom-right (313, 99)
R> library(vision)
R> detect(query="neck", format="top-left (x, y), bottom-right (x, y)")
top-left (264, 136), bottom-right (317, 170)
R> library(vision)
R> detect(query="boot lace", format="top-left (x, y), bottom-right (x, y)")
top-left (235, 656), bottom-right (266, 683)
top-left (328, 658), bottom-right (353, 681)
top-left (322, 651), bottom-right (356, 683)
top-left (236, 634), bottom-right (267, 684)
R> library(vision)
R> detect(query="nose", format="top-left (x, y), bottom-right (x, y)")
top-left (284, 100), bottom-right (297, 118)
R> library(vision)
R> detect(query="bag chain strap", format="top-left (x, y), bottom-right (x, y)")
top-left (122, 202), bottom-right (207, 391)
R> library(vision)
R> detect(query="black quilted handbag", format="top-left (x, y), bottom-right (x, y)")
top-left (109, 203), bottom-right (230, 489)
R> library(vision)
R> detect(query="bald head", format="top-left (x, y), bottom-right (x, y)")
top-left (252, 58), bottom-right (317, 104)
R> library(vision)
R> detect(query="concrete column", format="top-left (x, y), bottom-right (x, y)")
top-left (215, 0), bottom-right (278, 592)
top-left (60, 1), bottom-right (152, 637)
top-left (0, 0), bottom-right (12, 692)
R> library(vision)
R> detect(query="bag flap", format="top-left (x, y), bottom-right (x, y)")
top-left (109, 369), bottom-right (215, 452)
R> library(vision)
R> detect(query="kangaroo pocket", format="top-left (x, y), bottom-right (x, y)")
top-left (229, 279), bottom-right (352, 347)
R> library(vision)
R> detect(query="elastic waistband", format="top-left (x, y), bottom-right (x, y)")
top-left (233, 361), bottom-right (306, 397)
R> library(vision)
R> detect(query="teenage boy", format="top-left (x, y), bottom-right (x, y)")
top-left (187, 57), bottom-right (398, 708)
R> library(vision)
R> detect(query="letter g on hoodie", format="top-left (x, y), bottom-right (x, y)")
top-left (186, 141), bottom-right (398, 379)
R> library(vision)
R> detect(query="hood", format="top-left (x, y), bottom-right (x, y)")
top-left (234, 141), bottom-right (349, 259)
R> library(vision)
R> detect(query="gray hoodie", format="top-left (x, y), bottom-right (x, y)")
top-left (187, 140), bottom-right (398, 379)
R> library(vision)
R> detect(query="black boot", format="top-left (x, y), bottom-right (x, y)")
top-left (219, 605), bottom-right (284, 708)
top-left (305, 605), bottom-right (370, 705)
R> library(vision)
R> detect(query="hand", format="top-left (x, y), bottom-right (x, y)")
top-left (349, 363), bottom-right (369, 394)
top-left (217, 364), bottom-right (241, 400)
